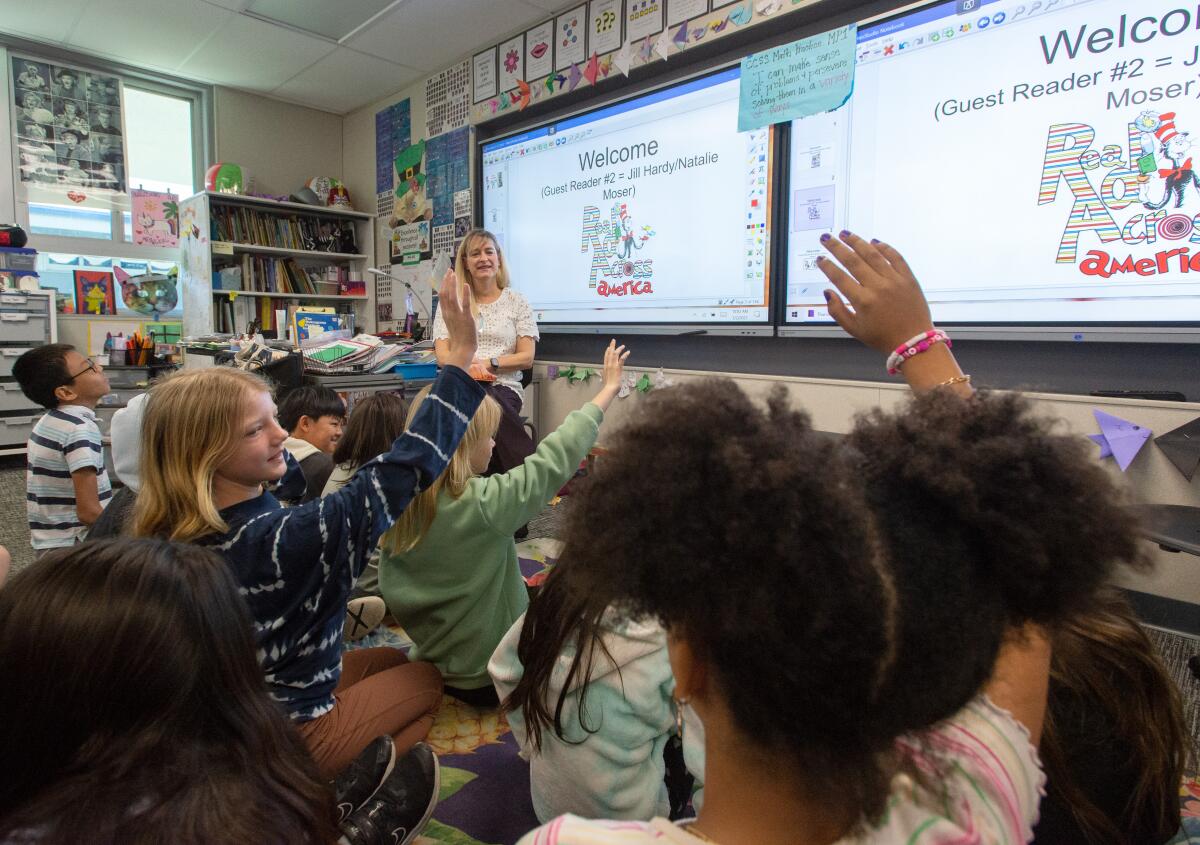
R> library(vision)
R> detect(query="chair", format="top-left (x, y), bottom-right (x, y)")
top-left (519, 368), bottom-right (538, 442)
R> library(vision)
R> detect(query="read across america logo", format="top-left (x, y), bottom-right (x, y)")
top-left (579, 202), bottom-right (657, 296)
top-left (1043, 108), bottom-right (1200, 277)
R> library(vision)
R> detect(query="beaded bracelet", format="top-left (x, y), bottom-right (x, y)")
top-left (886, 329), bottom-right (951, 375)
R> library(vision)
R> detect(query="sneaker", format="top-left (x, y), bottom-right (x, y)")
top-left (345, 596), bottom-right (387, 641)
top-left (333, 735), bottom-right (396, 825)
top-left (339, 742), bottom-right (440, 845)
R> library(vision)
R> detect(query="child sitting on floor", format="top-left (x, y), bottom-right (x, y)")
top-left (13, 344), bottom-right (112, 553)
top-left (130, 272), bottom-right (482, 779)
top-left (377, 340), bottom-right (628, 707)
top-left (517, 233), bottom-right (1143, 845)
top-left (278, 385), bottom-right (346, 503)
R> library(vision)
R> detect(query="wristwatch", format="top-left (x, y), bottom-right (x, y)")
top-left (490, 356), bottom-right (500, 370)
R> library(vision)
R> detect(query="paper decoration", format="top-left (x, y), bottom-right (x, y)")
top-left (618, 373), bottom-right (636, 398)
top-left (738, 24), bottom-right (856, 131)
top-left (424, 60), bottom-right (470, 137)
top-left (555, 5), bottom-right (588, 70)
top-left (627, 0), bottom-right (664, 41)
top-left (552, 364), bottom-right (598, 382)
top-left (667, 0), bottom-right (708, 26)
top-left (526, 20), bottom-right (555, 80)
top-left (589, 0), bottom-right (623, 55)
top-left (74, 269), bottom-right (116, 315)
top-left (613, 41), bottom-right (633, 76)
top-left (567, 62), bottom-right (583, 91)
top-left (583, 53), bottom-right (601, 85)
top-left (728, 2), bottom-right (753, 25)
top-left (130, 188), bottom-right (179, 247)
top-left (638, 35), bottom-right (655, 62)
top-left (497, 34), bottom-right (525, 93)
top-left (652, 367), bottom-right (674, 389)
top-left (516, 79), bottom-right (532, 110)
top-left (635, 373), bottom-right (652, 392)
top-left (472, 48), bottom-right (497, 102)
top-left (1155, 417), bottom-right (1200, 481)
top-left (654, 28), bottom-right (672, 59)
top-left (672, 22), bottom-right (689, 48)
top-left (754, 0), bottom-right (781, 15)
top-left (374, 99), bottom-right (411, 196)
top-left (1088, 409), bottom-right (1152, 472)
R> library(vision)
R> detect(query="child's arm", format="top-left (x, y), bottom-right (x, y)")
top-left (816, 233), bottom-right (971, 397)
top-left (70, 468), bottom-right (103, 525)
top-left (478, 341), bottom-right (628, 533)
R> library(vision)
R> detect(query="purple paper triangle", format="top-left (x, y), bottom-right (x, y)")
top-left (1093, 409), bottom-right (1152, 471)
top-left (1087, 433), bottom-right (1113, 459)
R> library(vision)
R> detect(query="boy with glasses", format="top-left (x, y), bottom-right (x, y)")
top-left (13, 344), bottom-right (112, 553)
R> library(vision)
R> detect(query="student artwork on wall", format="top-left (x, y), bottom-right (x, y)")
top-left (525, 20), bottom-right (555, 81)
top-left (10, 56), bottom-right (126, 196)
top-left (131, 188), bottom-right (179, 247)
top-left (424, 60), bottom-right (470, 137)
top-left (555, 6), bottom-right (588, 71)
top-left (74, 269), bottom-right (116, 316)
top-left (496, 35), bottom-right (525, 94)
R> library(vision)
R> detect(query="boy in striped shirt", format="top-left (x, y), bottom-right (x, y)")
top-left (14, 344), bottom-right (112, 552)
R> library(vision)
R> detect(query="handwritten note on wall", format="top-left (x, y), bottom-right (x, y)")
top-left (738, 24), bottom-right (856, 131)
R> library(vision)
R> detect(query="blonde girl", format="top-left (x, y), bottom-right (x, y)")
top-left (132, 274), bottom-right (483, 778)
top-left (378, 340), bottom-right (629, 706)
top-left (433, 229), bottom-right (539, 476)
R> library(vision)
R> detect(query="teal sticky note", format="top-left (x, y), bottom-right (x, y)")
top-left (738, 24), bottom-right (856, 132)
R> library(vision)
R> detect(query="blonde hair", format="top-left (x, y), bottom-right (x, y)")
top-left (132, 367), bottom-right (273, 542)
top-left (381, 385), bottom-right (501, 554)
top-left (455, 229), bottom-right (510, 301)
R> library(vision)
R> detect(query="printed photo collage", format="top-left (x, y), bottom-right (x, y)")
top-left (12, 58), bottom-right (126, 192)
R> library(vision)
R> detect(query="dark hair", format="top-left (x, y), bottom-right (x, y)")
top-left (502, 559), bottom-right (616, 751)
top-left (277, 385), bottom-right (345, 433)
top-left (844, 390), bottom-right (1145, 737)
top-left (0, 538), bottom-right (337, 844)
top-left (331, 391), bottom-right (407, 468)
top-left (11, 343), bottom-right (75, 409)
top-left (1038, 588), bottom-right (1187, 845)
top-left (561, 379), bottom-right (899, 829)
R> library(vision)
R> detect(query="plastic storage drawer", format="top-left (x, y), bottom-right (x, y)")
top-left (0, 248), bottom-right (37, 272)
top-left (0, 411), bottom-right (39, 448)
top-left (0, 312), bottom-right (50, 344)
top-left (0, 380), bottom-right (39, 414)
top-left (0, 348), bottom-right (32, 378)
top-left (0, 290), bottom-right (49, 313)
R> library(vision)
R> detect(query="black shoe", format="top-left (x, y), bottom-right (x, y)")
top-left (333, 735), bottom-right (396, 824)
top-left (340, 742), bottom-right (440, 845)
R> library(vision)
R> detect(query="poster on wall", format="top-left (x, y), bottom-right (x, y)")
top-left (426, 126), bottom-right (470, 228)
top-left (131, 188), bottom-right (179, 247)
top-left (425, 60), bottom-right (470, 137)
top-left (391, 139), bottom-right (431, 229)
top-left (666, 0), bottom-right (707, 26)
top-left (555, 6), bottom-right (588, 71)
top-left (11, 56), bottom-right (126, 196)
top-left (525, 20), bottom-right (555, 81)
top-left (391, 220), bottom-right (431, 266)
top-left (73, 269), bottom-right (116, 315)
top-left (589, 0), bottom-right (623, 56)
top-left (472, 48), bottom-right (497, 103)
top-left (626, 0), bottom-right (663, 41)
top-left (496, 34), bottom-right (525, 94)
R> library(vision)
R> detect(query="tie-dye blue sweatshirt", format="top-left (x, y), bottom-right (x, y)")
top-left (200, 366), bottom-right (483, 722)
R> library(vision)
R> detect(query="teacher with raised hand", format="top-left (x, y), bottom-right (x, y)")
top-left (433, 228), bottom-right (539, 475)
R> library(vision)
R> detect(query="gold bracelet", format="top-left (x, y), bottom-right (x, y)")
top-left (935, 374), bottom-right (971, 388)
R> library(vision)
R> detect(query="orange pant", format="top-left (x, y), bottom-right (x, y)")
top-left (297, 647), bottom-right (443, 778)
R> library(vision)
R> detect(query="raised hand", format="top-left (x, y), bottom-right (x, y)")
top-left (593, 339), bottom-right (630, 411)
top-left (438, 268), bottom-right (477, 371)
top-left (815, 232), bottom-right (933, 354)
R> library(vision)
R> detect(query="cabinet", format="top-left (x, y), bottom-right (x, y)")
top-left (0, 289), bottom-right (57, 455)
top-left (178, 191), bottom-right (376, 339)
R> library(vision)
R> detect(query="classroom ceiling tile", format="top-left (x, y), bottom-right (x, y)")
top-left (245, 0), bottom-right (398, 41)
top-left (273, 48), bottom-right (422, 114)
top-left (0, 0), bottom-right (91, 44)
top-left (67, 0), bottom-right (233, 73)
top-left (178, 13), bottom-right (337, 92)
top-left (344, 0), bottom-right (548, 70)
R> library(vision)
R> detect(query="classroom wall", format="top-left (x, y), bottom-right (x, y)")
top-left (214, 87), bottom-right (343, 197)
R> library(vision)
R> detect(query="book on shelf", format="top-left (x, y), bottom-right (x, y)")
top-left (208, 205), bottom-right (358, 254)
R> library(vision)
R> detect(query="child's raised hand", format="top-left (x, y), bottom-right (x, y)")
top-left (816, 233), bottom-right (933, 354)
top-left (593, 339), bottom-right (630, 412)
top-left (438, 268), bottom-right (477, 371)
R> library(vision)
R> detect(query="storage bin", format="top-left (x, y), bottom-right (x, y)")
top-left (0, 380), bottom-right (39, 414)
top-left (0, 412), bottom-right (39, 448)
top-left (0, 247), bottom-right (38, 272)
top-left (0, 311), bottom-right (50, 344)
top-left (0, 348), bottom-right (32, 378)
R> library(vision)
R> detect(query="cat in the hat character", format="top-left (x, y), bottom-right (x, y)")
top-left (1139, 112), bottom-right (1200, 210)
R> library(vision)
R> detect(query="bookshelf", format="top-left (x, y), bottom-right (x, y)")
top-left (179, 191), bottom-right (375, 338)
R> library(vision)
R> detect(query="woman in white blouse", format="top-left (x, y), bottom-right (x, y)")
top-left (433, 229), bottom-right (539, 474)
